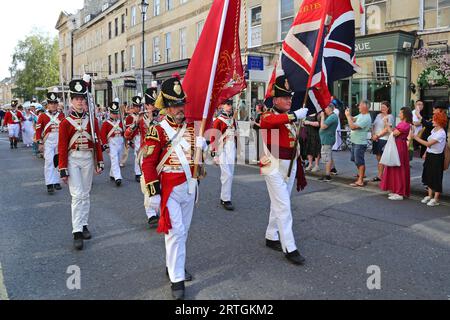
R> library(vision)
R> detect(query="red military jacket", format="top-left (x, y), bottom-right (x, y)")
top-left (210, 113), bottom-right (237, 153)
top-left (99, 119), bottom-right (124, 146)
top-left (58, 111), bottom-right (104, 175)
top-left (259, 108), bottom-right (307, 191)
top-left (35, 112), bottom-right (65, 142)
top-left (260, 109), bottom-right (298, 160)
top-left (4, 110), bottom-right (24, 125)
top-left (141, 114), bottom-right (197, 234)
top-left (124, 114), bottom-right (156, 149)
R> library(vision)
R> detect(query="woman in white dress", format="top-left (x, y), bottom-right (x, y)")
top-left (22, 106), bottom-right (35, 147)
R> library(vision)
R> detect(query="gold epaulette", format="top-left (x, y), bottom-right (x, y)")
top-left (145, 125), bottom-right (160, 142)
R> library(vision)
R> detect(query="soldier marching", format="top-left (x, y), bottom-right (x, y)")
top-left (58, 79), bottom-right (104, 251)
top-left (35, 92), bottom-right (65, 194)
top-left (4, 99), bottom-right (24, 149)
top-left (125, 86), bottom-right (161, 227)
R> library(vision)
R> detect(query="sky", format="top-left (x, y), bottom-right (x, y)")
top-left (0, 0), bottom-right (84, 80)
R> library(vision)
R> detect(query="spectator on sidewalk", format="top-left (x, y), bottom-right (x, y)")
top-left (319, 103), bottom-right (339, 182)
top-left (304, 112), bottom-right (321, 172)
top-left (252, 103), bottom-right (266, 163)
top-left (412, 100), bottom-right (424, 151)
top-left (371, 101), bottom-right (394, 182)
top-left (380, 107), bottom-right (413, 201)
top-left (0, 107), bottom-right (5, 132)
top-left (414, 112), bottom-right (448, 207)
top-left (345, 100), bottom-right (372, 187)
top-left (420, 101), bottom-right (448, 157)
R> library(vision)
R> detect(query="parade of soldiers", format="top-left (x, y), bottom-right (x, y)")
top-left (2, 71), bottom-right (314, 300)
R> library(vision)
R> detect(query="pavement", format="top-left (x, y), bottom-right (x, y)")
top-left (0, 132), bottom-right (450, 300)
top-left (306, 149), bottom-right (450, 203)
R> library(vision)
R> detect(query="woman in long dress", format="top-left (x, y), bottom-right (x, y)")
top-left (380, 107), bottom-right (413, 201)
top-left (22, 106), bottom-right (35, 147)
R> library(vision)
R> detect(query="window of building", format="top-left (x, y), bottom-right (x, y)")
top-left (121, 50), bottom-right (125, 72)
top-left (250, 6), bottom-right (262, 47)
top-left (108, 55), bottom-right (112, 75)
top-left (115, 18), bottom-right (119, 37)
top-left (166, 0), bottom-right (174, 11)
top-left (115, 52), bottom-right (118, 74)
top-left (108, 21), bottom-right (112, 39)
top-left (364, 0), bottom-right (387, 35)
top-left (165, 33), bottom-right (172, 63)
top-left (130, 45), bottom-right (136, 69)
top-left (121, 14), bottom-right (126, 33)
top-left (131, 6), bottom-right (137, 26)
top-left (280, 0), bottom-right (294, 40)
top-left (180, 28), bottom-right (187, 59)
top-left (424, 0), bottom-right (450, 29)
top-left (153, 36), bottom-right (161, 64)
top-left (154, 0), bottom-right (161, 16)
top-left (374, 57), bottom-right (390, 81)
top-left (196, 20), bottom-right (204, 42)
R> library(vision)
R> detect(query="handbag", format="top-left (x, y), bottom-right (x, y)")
top-left (380, 133), bottom-right (401, 167)
top-left (444, 142), bottom-right (450, 171)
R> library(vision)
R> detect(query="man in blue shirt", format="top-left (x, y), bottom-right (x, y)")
top-left (345, 100), bottom-right (372, 187)
top-left (319, 103), bottom-right (339, 181)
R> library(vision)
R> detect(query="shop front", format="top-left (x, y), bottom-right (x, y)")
top-left (333, 31), bottom-right (417, 120)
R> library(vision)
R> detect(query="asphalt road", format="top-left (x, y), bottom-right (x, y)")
top-left (0, 132), bottom-right (449, 300)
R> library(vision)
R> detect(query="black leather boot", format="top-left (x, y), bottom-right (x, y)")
top-left (82, 226), bottom-right (92, 240)
top-left (171, 281), bottom-right (185, 300)
top-left (285, 250), bottom-right (306, 265)
top-left (73, 232), bottom-right (84, 250)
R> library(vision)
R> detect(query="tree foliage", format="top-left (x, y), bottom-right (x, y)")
top-left (9, 32), bottom-right (59, 101)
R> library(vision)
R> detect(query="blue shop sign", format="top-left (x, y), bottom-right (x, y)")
top-left (248, 56), bottom-right (264, 71)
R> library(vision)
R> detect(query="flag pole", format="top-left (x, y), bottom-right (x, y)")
top-left (287, 0), bottom-right (330, 178)
top-left (193, 0), bottom-right (231, 178)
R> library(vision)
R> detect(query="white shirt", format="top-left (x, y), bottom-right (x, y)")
top-left (412, 110), bottom-right (423, 136)
top-left (426, 128), bottom-right (447, 154)
top-left (372, 114), bottom-right (394, 141)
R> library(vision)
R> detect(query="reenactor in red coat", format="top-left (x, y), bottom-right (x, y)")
top-left (58, 79), bottom-right (104, 251)
top-left (141, 76), bottom-right (207, 300)
top-left (36, 92), bottom-right (66, 194)
top-left (4, 99), bottom-right (24, 149)
top-left (125, 96), bottom-right (143, 182)
top-left (125, 87), bottom-right (160, 227)
top-left (100, 102), bottom-right (125, 187)
top-left (259, 75), bottom-right (308, 266)
top-left (210, 99), bottom-right (238, 211)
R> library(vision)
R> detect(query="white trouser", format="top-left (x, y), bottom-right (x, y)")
top-left (44, 133), bottom-right (60, 185)
top-left (139, 157), bottom-right (158, 219)
top-left (68, 151), bottom-right (94, 234)
top-left (108, 137), bottom-right (124, 180)
top-left (264, 160), bottom-right (298, 253)
top-left (219, 140), bottom-right (236, 202)
top-left (166, 182), bottom-right (196, 283)
top-left (8, 124), bottom-right (20, 138)
top-left (134, 135), bottom-right (142, 176)
top-left (22, 121), bottom-right (34, 145)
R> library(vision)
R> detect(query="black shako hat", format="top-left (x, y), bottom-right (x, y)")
top-left (109, 103), bottom-right (120, 114)
top-left (69, 79), bottom-right (88, 98)
top-left (47, 92), bottom-right (59, 104)
top-left (273, 75), bottom-right (293, 98)
top-left (155, 75), bottom-right (186, 109)
top-left (132, 96), bottom-right (143, 106)
top-left (145, 87), bottom-right (158, 105)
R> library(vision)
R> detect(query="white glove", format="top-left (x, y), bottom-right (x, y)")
top-left (147, 195), bottom-right (161, 210)
top-left (196, 136), bottom-right (208, 151)
top-left (294, 108), bottom-right (309, 121)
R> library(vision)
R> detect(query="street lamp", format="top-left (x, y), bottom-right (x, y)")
top-left (139, 0), bottom-right (149, 97)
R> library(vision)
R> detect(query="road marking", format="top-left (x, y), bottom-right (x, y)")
top-left (0, 263), bottom-right (9, 300)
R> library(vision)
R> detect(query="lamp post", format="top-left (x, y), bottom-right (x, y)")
top-left (139, 0), bottom-right (149, 97)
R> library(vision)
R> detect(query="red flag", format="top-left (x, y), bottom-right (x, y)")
top-left (183, 0), bottom-right (246, 128)
top-left (360, 1), bottom-right (364, 14)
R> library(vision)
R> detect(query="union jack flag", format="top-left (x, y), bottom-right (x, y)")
top-left (279, 0), bottom-right (359, 112)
